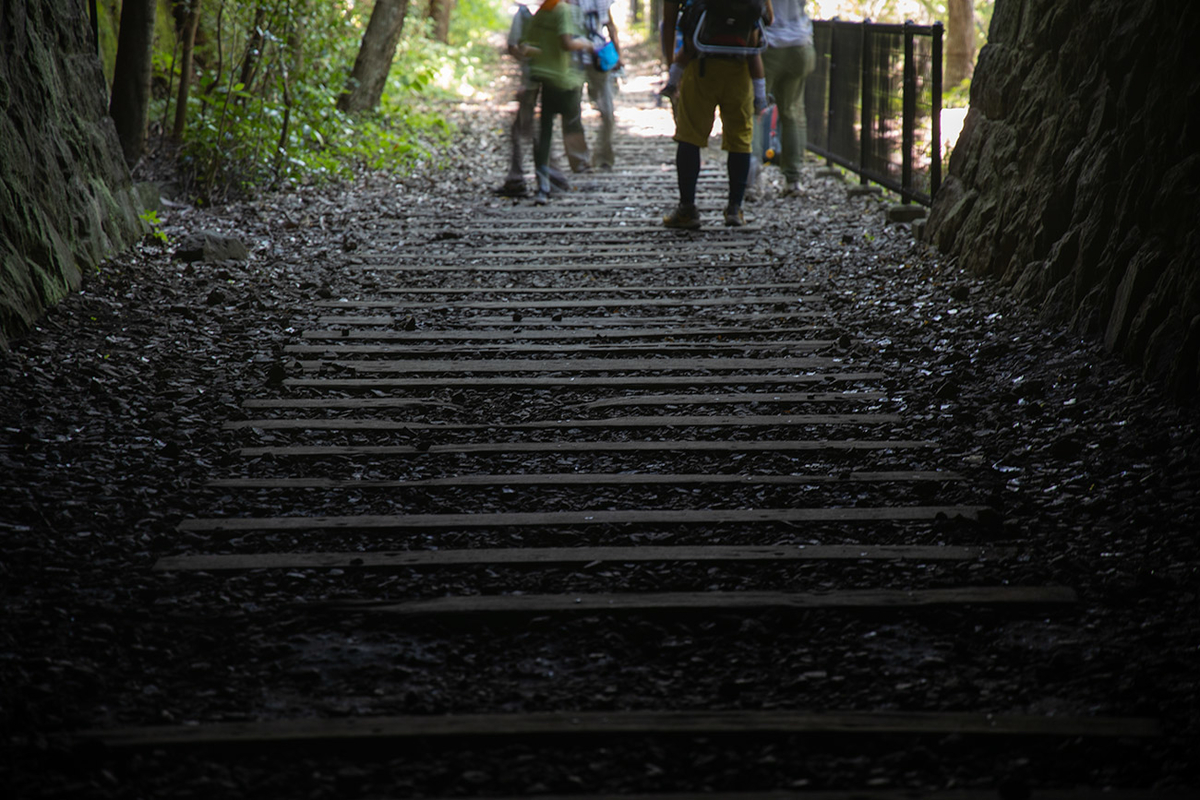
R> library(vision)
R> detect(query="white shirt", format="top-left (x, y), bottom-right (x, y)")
top-left (764, 0), bottom-right (813, 49)
top-left (572, 0), bottom-right (615, 68)
top-left (573, 0), bottom-right (613, 45)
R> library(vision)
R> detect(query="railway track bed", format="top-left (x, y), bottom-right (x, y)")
top-left (2, 70), bottom-right (1197, 800)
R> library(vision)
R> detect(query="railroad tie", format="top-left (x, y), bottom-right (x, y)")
top-left (80, 86), bottom-right (1165, 794)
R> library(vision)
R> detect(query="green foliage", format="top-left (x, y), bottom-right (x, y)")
top-left (94, 1), bottom-right (121, 84)
top-left (95, 1), bottom-right (176, 88)
top-left (152, 0), bottom-right (176, 56)
top-left (381, 0), bottom-right (506, 105)
top-left (148, 0), bottom-right (507, 201)
top-left (448, 0), bottom-right (508, 44)
top-left (943, 76), bottom-right (972, 108)
top-left (139, 209), bottom-right (168, 244)
top-left (973, 0), bottom-right (995, 52)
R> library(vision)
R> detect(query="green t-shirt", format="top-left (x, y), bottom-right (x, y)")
top-left (521, 3), bottom-right (583, 90)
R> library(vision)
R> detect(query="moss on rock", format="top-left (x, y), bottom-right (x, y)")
top-left (0, 0), bottom-right (146, 349)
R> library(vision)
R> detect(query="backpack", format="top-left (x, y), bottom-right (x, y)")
top-left (679, 0), bottom-right (768, 59)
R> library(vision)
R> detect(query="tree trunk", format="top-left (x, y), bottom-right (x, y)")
top-left (172, 1), bottom-right (201, 141)
top-left (203, 0), bottom-right (229, 96)
top-left (427, 0), bottom-right (455, 44)
top-left (237, 6), bottom-right (268, 93)
top-left (337, 0), bottom-right (410, 113)
top-left (945, 0), bottom-right (975, 87)
top-left (109, 0), bottom-right (157, 166)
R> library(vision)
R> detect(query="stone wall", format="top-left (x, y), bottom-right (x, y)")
top-left (1, 0), bottom-right (146, 350)
top-left (926, 0), bottom-right (1200, 399)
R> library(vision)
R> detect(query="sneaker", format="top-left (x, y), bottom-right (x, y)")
top-left (724, 204), bottom-right (746, 227)
top-left (533, 190), bottom-right (550, 205)
top-left (663, 203), bottom-right (701, 229)
top-left (782, 181), bottom-right (802, 197)
top-left (659, 81), bottom-right (679, 100)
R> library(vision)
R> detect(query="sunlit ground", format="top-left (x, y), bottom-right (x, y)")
top-left (941, 106), bottom-right (968, 150)
top-left (605, 71), bottom-right (680, 140)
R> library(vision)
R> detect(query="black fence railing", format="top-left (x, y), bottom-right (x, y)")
top-left (806, 19), bottom-right (943, 206)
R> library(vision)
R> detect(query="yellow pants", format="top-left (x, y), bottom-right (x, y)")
top-left (673, 57), bottom-right (754, 154)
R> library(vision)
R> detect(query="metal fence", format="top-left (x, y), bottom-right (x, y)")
top-left (806, 19), bottom-right (943, 206)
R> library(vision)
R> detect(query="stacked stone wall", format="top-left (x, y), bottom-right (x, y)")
top-left (1, 0), bottom-right (145, 349)
top-left (926, 0), bottom-right (1200, 398)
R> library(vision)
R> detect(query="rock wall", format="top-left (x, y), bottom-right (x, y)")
top-left (1, 0), bottom-right (146, 350)
top-left (926, 0), bottom-right (1200, 399)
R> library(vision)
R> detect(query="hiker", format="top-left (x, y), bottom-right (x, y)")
top-left (573, 0), bottom-right (622, 171)
top-left (661, 0), bottom-right (772, 115)
top-left (501, 2), bottom-right (571, 196)
top-left (660, 0), bottom-right (770, 228)
top-left (751, 0), bottom-right (815, 197)
top-left (520, 0), bottom-right (595, 204)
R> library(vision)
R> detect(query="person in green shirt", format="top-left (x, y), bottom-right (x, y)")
top-left (519, 0), bottom-right (594, 204)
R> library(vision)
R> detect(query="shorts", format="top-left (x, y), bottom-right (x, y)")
top-left (673, 57), bottom-right (754, 154)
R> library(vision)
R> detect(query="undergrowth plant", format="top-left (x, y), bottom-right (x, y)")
top-left (138, 209), bottom-right (168, 245)
top-left (151, 0), bottom-right (504, 202)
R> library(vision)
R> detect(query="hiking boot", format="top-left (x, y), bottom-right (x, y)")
top-left (663, 203), bottom-right (701, 230)
top-left (724, 204), bottom-right (746, 227)
top-left (533, 190), bottom-right (550, 206)
top-left (499, 179), bottom-right (527, 197)
top-left (782, 181), bottom-right (803, 197)
top-left (745, 162), bottom-right (761, 202)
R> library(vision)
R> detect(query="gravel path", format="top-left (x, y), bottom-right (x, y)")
top-left (2, 50), bottom-right (1197, 798)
